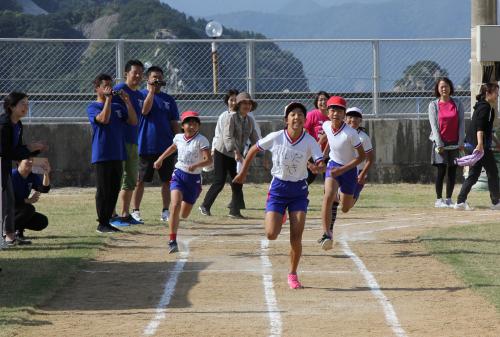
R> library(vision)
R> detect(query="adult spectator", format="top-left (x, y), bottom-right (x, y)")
top-left (455, 82), bottom-right (500, 210)
top-left (12, 158), bottom-right (51, 244)
top-left (1, 92), bottom-right (47, 246)
top-left (199, 92), bottom-right (259, 218)
top-left (131, 65), bottom-right (180, 223)
top-left (111, 59), bottom-right (144, 226)
top-left (428, 77), bottom-right (465, 208)
top-left (88, 73), bottom-right (137, 233)
top-left (304, 91), bottom-right (330, 184)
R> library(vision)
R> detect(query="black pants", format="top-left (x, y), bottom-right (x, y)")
top-left (457, 149), bottom-right (499, 204)
top-left (15, 203), bottom-right (48, 232)
top-left (95, 161), bottom-right (123, 226)
top-left (202, 150), bottom-right (244, 213)
top-left (435, 164), bottom-right (457, 199)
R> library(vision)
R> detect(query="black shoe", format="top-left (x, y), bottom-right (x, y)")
top-left (168, 240), bottom-right (178, 254)
top-left (228, 211), bottom-right (244, 219)
top-left (199, 205), bottom-right (211, 216)
top-left (96, 224), bottom-right (121, 233)
top-left (15, 233), bottom-right (32, 245)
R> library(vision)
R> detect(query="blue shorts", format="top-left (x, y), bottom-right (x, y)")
top-left (266, 177), bottom-right (309, 215)
top-left (325, 160), bottom-right (358, 195)
top-left (170, 169), bottom-right (202, 205)
top-left (353, 183), bottom-right (364, 200)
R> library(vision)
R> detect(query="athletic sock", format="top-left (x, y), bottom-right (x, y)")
top-left (132, 208), bottom-right (139, 212)
top-left (163, 208), bottom-right (169, 212)
top-left (329, 201), bottom-right (339, 232)
top-left (170, 233), bottom-right (177, 241)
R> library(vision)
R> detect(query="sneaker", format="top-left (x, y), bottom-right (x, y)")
top-left (199, 205), bottom-right (211, 216)
top-left (15, 233), bottom-right (31, 245)
top-left (109, 216), bottom-right (131, 227)
top-left (160, 209), bottom-right (170, 221)
top-left (318, 233), bottom-right (333, 251)
top-left (491, 202), bottom-right (500, 210)
top-left (434, 199), bottom-right (448, 208)
top-left (454, 202), bottom-right (474, 211)
top-left (131, 210), bottom-right (143, 223)
top-left (168, 240), bottom-right (178, 254)
top-left (228, 212), bottom-right (245, 219)
top-left (287, 273), bottom-right (303, 289)
top-left (444, 198), bottom-right (453, 208)
top-left (125, 214), bottom-right (143, 225)
top-left (97, 224), bottom-right (121, 233)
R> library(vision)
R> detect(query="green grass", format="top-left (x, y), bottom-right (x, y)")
top-left (419, 223), bottom-right (500, 310)
top-left (0, 183), bottom-right (495, 335)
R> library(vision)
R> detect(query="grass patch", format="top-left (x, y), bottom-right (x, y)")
top-left (419, 223), bottom-right (500, 310)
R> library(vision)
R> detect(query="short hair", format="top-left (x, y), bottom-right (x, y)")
top-left (125, 59), bottom-right (144, 73)
top-left (146, 66), bottom-right (164, 77)
top-left (433, 77), bottom-right (454, 97)
top-left (314, 90), bottom-right (330, 109)
top-left (223, 89), bottom-right (239, 105)
top-left (476, 82), bottom-right (499, 101)
top-left (93, 73), bottom-right (112, 89)
top-left (3, 91), bottom-right (28, 115)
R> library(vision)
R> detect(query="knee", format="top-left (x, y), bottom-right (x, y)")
top-left (341, 205), bottom-right (351, 213)
top-left (266, 231), bottom-right (279, 240)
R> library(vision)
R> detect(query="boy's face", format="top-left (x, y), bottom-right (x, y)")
top-left (125, 65), bottom-right (144, 88)
top-left (182, 119), bottom-right (200, 136)
top-left (19, 158), bottom-right (33, 172)
top-left (96, 79), bottom-right (112, 95)
top-left (148, 71), bottom-right (163, 83)
top-left (328, 106), bottom-right (346, 123)
top-left (285, 109), bottom-right (305, 131)
top-left (346, 115), bottom-right (362, 129)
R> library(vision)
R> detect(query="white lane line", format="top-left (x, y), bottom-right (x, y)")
top-left (260, 239), bottom-right (282, 337)
top-left (143, 240), bottom-right (192, 336)
top-left (339, 238), bottom-right (407, 337)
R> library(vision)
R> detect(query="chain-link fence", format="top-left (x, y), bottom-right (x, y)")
top-left (0, 38), bottom-right (471, 121)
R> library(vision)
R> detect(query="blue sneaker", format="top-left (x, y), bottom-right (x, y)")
top-left (109, 216), bottom-right (130, 228)
top-left (125, 214), bottom-right (144, 225)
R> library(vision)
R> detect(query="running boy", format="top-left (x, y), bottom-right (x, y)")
top-left (318, 97), bottom-right (365, 251)
top-left (233, 102), bottom-right (324, 289)
top-left (153, 111), bottom-right (212, 253)
top-left (322, 106), bottom-right (375, 237)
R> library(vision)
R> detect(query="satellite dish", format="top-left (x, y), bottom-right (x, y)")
top-left (205, 21), bottom-right (223, 38)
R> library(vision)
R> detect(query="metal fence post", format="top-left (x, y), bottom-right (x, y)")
top-left (116, 39), bottom-right (125, 83)
top-left (372, 40), bottom-right (380, 116)
top-left (247, 39), bottom-right (255, 96)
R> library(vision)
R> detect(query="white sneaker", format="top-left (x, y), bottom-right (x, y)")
top-left (444, 198), bottom-right (453, 208)
top-left (160, 209), bottom-right (170, 221)
top-left (131, 210), bottom-right (143, 222)
top-left (491, 202), bottom-right (500, 210)
top-left (434, 199), bottom-right (448, 208)
top-left (454, 202), bottom-right (474, 211)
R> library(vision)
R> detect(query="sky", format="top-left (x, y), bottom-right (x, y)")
top-left (161, 0), bottom-right (387, 17)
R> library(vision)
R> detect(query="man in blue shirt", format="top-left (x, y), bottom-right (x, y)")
top-left (88, 73), bottom-right (137, 233)
top-left (131, 65), bottom-right (180, 222)
top-left (111, 59), bottom-right (145, 226)
top-left (12, 158), bottom-right (51, 244)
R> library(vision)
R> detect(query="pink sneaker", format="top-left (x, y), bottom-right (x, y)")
top-left (287, 273), bottom-right (303, 289)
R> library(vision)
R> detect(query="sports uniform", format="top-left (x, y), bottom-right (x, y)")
top-left (353, 128), bottom-right (373, 199)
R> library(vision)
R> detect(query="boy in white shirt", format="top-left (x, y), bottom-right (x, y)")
top-left (318, 97), bottom-right (365, 251)
top-left (154, 111), bottom-right (212, 253)
top-left (234, 102), bottom-right (324, 289)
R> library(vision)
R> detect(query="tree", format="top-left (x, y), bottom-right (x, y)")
top-left (393, 60), bottom-right (448, 91)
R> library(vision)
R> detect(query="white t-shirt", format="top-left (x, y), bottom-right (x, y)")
top-left (211, 110), bottom-right (229, 150)
top-left (356, 129), bottom-right (373, 171)
top-left (257, 130), bottom-right (323, 182)
top-left (173, 132), bottom-right (210, 174)
top-left (322, 121), bottom-right (362, 165)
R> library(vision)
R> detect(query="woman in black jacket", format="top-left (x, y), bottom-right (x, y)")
top-left (455, 83), bottom-right (500, 210)
top-left (1, 92), bottom-right (46, 245)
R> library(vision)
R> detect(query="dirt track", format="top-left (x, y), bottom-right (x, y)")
top-left (20, 207), bottom-right (500, 337)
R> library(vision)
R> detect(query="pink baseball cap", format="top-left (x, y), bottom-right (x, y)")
top-left (181, 110), bottom-right (200, 123)
top-left (326, 96), bottom-right (347, 109)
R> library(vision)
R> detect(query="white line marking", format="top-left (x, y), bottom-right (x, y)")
top-left (143, 240), bottom-right (191, 336)
top-left (260, 239), bottom-right (282, 337)
top-left (340, 238), bottom-right (407, 337)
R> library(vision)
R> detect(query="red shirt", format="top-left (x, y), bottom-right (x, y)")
top-left (438, 100), bottom-right (459, 143)
top-left (304, 109), bottom-right (330, 150)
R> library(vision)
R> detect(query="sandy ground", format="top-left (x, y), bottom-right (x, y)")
top-left (17, 207), bottom-right (500, 337)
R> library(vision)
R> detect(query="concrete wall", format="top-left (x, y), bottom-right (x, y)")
top-left (22, 119), bottom-right (457, 187)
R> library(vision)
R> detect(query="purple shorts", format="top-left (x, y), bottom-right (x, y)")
top-left (353, 183), bottom-right (364, 200)
top-left (170, 169), bottom-right (202, 205)
top-left (325, 160), bottom-right (358, 196)
top-left (266, 177), bottom-right (309, 215)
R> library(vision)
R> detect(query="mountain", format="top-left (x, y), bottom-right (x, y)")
top-left (212, 0), bottom-right (469, 38)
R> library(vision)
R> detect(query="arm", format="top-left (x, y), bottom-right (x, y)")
top-left (358, 150), bottom-right (374, 184)
top-left (95, 93), bottom-right (113, 124)
top-left (187, 149), bottom-right (213, 172)
top-left (142, 84), bottom-right (155, 115)
top-left (330, 146), bottom-right (365, 178)
top-left (222, 114), bottom-right (238, 155)
top-left (476, 131), bottom-right (484, 152)
top-left (121, 91), bottom-right (138, 126)
top-left (232, 145), bottom-right (260, 184)
top-left (428, 100), bottom-right (444, 150)
top-left (170, 120), bottom-right (180, 135)
top-left (153, 143), bottom-right (178, 169)
top-left (456, 99), bottom-right (466, 149)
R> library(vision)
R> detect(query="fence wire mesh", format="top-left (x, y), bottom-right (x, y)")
top-left (0, 38), bottom-right (471, 121)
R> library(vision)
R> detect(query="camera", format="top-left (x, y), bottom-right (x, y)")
top-left (151, 79), bottom-right (166, 87)
top-left (111, 89), bottom-right (123, 96)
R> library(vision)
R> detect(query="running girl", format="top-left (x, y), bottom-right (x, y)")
top-left (233, 102), bottom-right (324, 289)
top-left (153, 111), bottom-right (212, 253)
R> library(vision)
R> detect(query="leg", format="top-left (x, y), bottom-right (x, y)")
top-left (14, 203), bottom-right (36, 232)
top-left (3, 179), bottom-right (16, 241)
top-left (288, 211), bottom-right (306, 274)
top-left (132, 181), bottom-right (145, 211)
top-left (161, 182), bottom-right (171, 210)
top-left (446, 165), bottom-right (457, 200)
top-left (201, 151), bottom-right (229, 210)
top-left (339, 192), bottom-right (356, 213)
top-left (21, 212), bottom-right (48, 232)
top-left (158, 154), bottom-right (176, 211)
top-left (329, 201), bottom-right (339, 232)
top-left (457, 163), bottom-right (483, 204)
top-left (169, 190), bottom-right (183, 235)
top-left (435, 164), bottom-right (446, 199)
top-left (180, 202), bottom-right (194, 219)
top-left (321, 177), bottom-right (338, 236)
top-left (120, 144), bottom-right (139, 217)
top-left (482, 150), bottom-right (500, 205)
top-left (264, 211), bottom-right (284, 240)
top-left (227, 156), bottom-right (244, 216)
